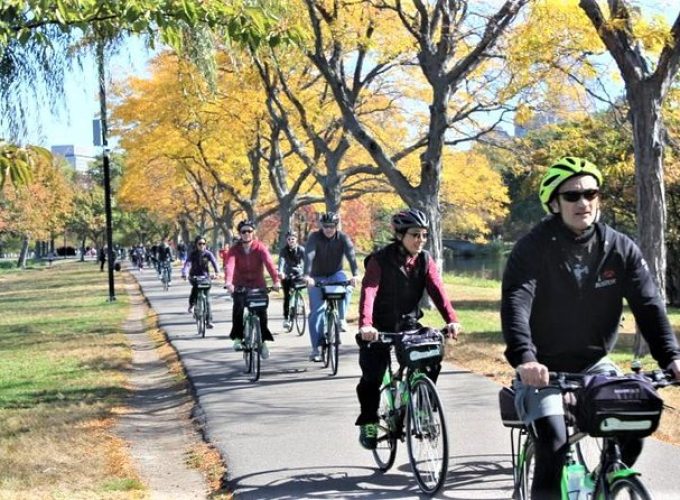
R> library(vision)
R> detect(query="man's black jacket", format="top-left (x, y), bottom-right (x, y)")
top-left (501, 216), bottom-right (680, 372)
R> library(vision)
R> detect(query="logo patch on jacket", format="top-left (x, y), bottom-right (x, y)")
top-left (596, 269), bottom-right (617, 288)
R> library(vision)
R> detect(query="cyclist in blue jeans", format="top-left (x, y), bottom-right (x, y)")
top-left (303, 212), bottom-right (359, 362)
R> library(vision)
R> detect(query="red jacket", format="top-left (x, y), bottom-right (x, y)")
top-left (225, 240), bottom-right (279, 289)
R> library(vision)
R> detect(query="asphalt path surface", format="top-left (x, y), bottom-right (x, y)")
top-left (132, 267), bottom-right (680, 499)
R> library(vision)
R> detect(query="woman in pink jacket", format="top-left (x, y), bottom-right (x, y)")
top-left (225, 220), bottom-right (281, 358)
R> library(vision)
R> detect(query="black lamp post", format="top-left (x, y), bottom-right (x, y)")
top-left (96, 40), bottom-right (116, 301)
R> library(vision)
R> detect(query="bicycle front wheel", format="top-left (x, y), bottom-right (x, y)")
top-left (515, 436), bottom-right (534, 500)
top-left (196, 294), bottom-right (206, 337)
top-left (295, 293), bottom-right (306, 336)
top-left (249, 316), bottom-right (262, 382)
top-left (329, 316), bottom-right (340, 376)
top-left (406, 376), bottom-right (449, 495)
top-left (605, 475), bottom-right (652, 500)
top-left (575, 435), bottom-right (604, 474)
top-left (373, 383), bottom-right (399, 471)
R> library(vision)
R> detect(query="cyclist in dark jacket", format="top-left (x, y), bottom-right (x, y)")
top-left (355, 208), bottom-right (461, 450)
top-left (157, 238), bottom-right (174, 285)
top-left (278, 231), bottom-right (306, 330)
top-left (501, 156), bottom-right (680, 500)
top-left (181, 235), bottom-right (219, 327)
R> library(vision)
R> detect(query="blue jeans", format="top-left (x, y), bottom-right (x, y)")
top-left (308, 270), bottom-right (352, 353)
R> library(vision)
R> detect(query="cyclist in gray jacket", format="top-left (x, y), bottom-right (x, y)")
top-left (501, 156), bottom-right (680, 500)
top-left (303, 212), bottom-right (359, 362)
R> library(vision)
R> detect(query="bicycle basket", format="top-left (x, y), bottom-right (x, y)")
top-left (245, 289), bottom-right (269, 310)
top-left (396, 329), bottom-right (443, 369)
top-left (322, 285), bottom-right (346, 300)
top-left (498, 387), bottom-right (523, 428)
top-left (576, 375), bottom-right (664, 438)
top-left (194, 277), bottom-right (212, 289)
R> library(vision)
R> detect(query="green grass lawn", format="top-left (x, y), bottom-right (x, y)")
top-left (0, 261), bottom-right (143, 497)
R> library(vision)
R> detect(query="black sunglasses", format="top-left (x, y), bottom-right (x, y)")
top-left (197, 241), bottom-right (206, 246)
top-left (558, 189), bottom-right (600, 203)
top-left (240, 229), bottom-right (254, 234)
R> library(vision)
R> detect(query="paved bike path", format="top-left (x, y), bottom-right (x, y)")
top-left (132, 268), bottom-right (680, 499)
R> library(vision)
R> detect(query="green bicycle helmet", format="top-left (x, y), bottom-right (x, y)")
top-left (539, 156), bottom-right (603, 213)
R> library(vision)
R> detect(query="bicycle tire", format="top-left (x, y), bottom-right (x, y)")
top-left (606, 475), bottom-right (652, 500)
top-left (200, 292), bottom-right (207, 338)
top-left (249, 316), bottom-right (262, 382)
top-left (195, 293), bottom-right (205, 337)
top-left (515, 436), bottom-right (534, 500)
top-left (373, 383), bottom-right (399, 471)
top-left (406, 376), bottom-right (449, 495)
top-left (295, 293), bottom-right (306, 336)
top-left (575, 435), bottom-right (604, 474)
top-left (162, 268), bottom-right (169, 291)
top-left (322, 310), bottom-right (333, 369)
top-left (329, 316), bottom-right (340, 376)
top-left (243, 315), bottom-right (252, 374)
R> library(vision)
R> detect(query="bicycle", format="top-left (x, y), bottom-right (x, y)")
top-left (370, 329), bottom-right (449, 495)
top-left (192, 276), bottom-right (212, 338)
top-left (236, 286), bottom-right (272, 382)
top-left (500, 368), bottom-right (677, 500)
top-left (315, 280), bottom-right (351, 376)
top-left (160, 261), bottom-right (172, 291)
top-left (284, 277), bottom-right (307, 336)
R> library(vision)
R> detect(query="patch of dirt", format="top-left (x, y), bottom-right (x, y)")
top-left (115, 275), bottom-right (219, 499)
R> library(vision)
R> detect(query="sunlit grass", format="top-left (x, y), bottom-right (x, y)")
top-left (0, 262), bottom-right (145, 497)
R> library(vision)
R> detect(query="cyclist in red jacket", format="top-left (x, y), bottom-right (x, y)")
top-left (225, 220), bottom-right (281, 359)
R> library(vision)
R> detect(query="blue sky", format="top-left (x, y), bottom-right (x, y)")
top-left (11, 36), bottom-right (157, 151)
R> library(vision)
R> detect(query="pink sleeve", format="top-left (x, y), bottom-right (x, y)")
top-left (359, 257), bottom-right (381, 327)
top-left (225, 249), bottom-right (236, 286)
top-left (424, 256), bottom-right (458, 323)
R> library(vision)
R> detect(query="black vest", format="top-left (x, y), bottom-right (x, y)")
top-left (367, 242), bottom-right (429, 332)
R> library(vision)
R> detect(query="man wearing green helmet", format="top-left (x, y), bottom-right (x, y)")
top-left (501, 156), bottom-right (680, 499)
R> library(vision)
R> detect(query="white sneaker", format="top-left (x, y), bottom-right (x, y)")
top-left (340, 320), bottom-right (348, 332)
top-left (260, 342), bottom-right (270, 360)
top-left (233, 339), bottom-right (244, 351)
top-left (283, 320), bottom-right (291, 330)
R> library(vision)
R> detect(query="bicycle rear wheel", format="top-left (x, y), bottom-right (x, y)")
top-left (406, 376), bottom-right (449, 495)
top-left (373, 383), bottom-right (399, 471)
top-left (294, 293), bottom-right (306, 336)
top-left (162, 269), bottom-right (169, 291)
top-left (249, 317), bottom-right (262, 382)
top-left (606, 475), bottom-right (652, 500)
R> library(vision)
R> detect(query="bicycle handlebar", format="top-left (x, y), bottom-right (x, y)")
top-left (545, 370), bottom-right (679, 391)
top-left (314, 280), bottom-right (352, 287)
top-left (371, 329), bottom-right (446, 345)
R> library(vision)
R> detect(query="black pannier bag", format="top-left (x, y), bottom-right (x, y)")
top-left (576, 374), bottom-right (664, 438)
top-left (498, 387), bottom-right (523, 428)
top-left (396, 328), bottom-right (443, 369)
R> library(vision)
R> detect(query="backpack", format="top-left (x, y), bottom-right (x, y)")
top-left (576, 374), bottom-right (664, 438)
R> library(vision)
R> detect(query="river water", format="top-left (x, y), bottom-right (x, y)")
top-left (443, 252), bottom-right (507, 281)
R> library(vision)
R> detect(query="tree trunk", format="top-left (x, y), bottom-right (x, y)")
top-left (17, 236), bottom-right (29, 268)
top-left (628, 87), bottom-right (666, 357)
top-left (277, 198), bottom-right (295, 249)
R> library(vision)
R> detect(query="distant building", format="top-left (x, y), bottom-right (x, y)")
top-left (51, 145), bottom-right (96, 173)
